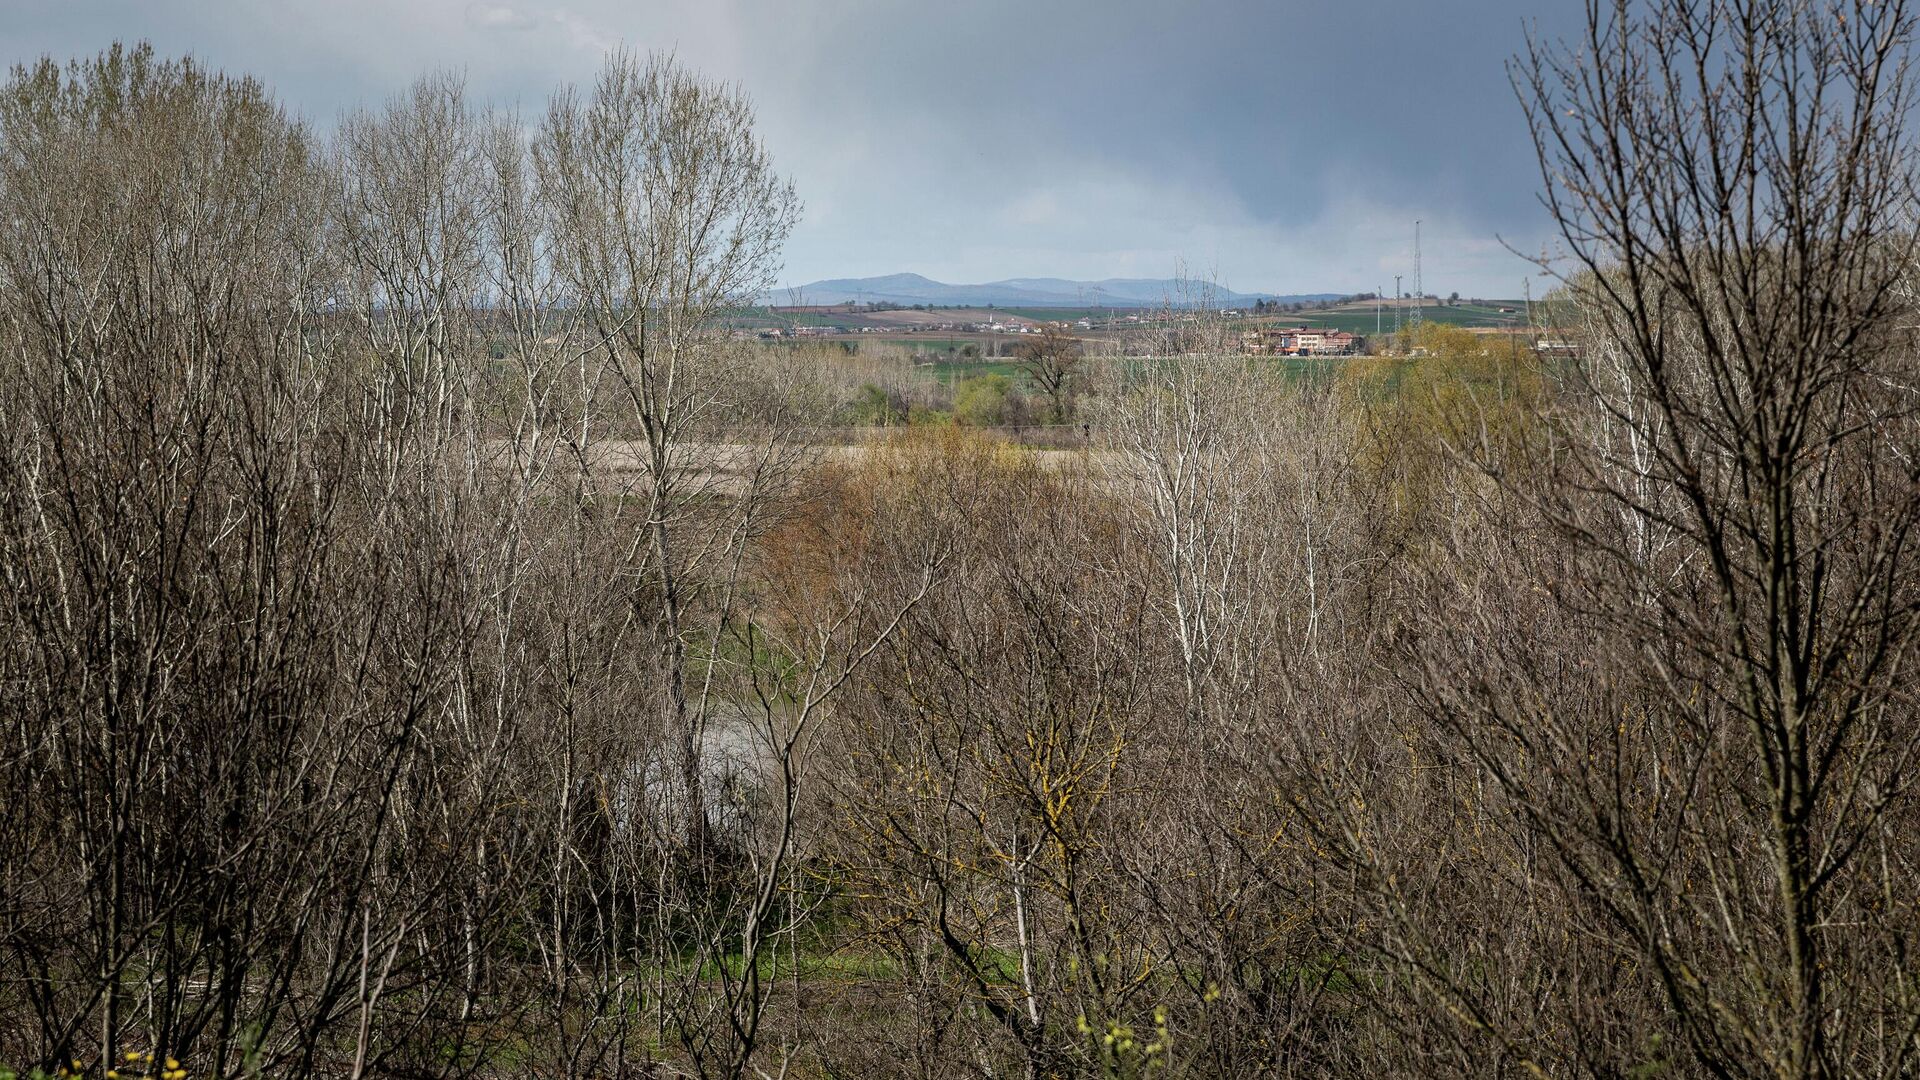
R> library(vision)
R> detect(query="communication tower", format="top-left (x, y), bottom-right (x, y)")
top-left (1408, 220), bottom-right (1424, 333)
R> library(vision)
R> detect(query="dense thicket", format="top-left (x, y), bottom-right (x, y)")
top-left (4, 1), bottom-right (1920, 1076)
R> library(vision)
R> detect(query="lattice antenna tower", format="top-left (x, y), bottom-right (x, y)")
top-left (1393, 274), bottom-right (1403, 337)
top-left (1408, 220), bottom-right (1424, 332)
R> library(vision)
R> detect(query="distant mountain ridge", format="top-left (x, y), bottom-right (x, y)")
top-left (765, 273), bottom-right (1339, 308)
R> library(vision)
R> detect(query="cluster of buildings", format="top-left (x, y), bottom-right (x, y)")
top-left (757, 325), bottom-right (844, 338)
top-left (756, 318), bottom-right (1054, 340)
top-left (1240, 326), bottom-right (1363, 356)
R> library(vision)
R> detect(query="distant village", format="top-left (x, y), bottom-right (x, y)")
top-left (742, 295), bottom-right (1557, 358)
top-left (755, 312), bottom-right (1371, 356)
top-left (757, 319), bottom-right (1065, 339)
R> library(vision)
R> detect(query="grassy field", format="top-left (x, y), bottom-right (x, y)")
top-left (1264, 355), bottom-right (1351, 383)
top-left (923, 353), bottom-right (1412, 389)
top-left (900, 354), bottom-right (1363, 399)
top-left (779, 309), bottom-right (860, 327)
top-left (886, 337), bottom-right (978, 354)
top-left (988, 305), bottom-right (1147, 322)
top-left (922, 359), bottom-right (1026, 385)
top-left (1274, 303), bottom-right (1526, 335)
top-left (716, 307), bottom-right (876, 330)
top-left (1259, 305), bottom-right (1512, 334)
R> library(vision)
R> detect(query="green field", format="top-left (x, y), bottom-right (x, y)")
top-left (1263, 355), bottom-right (1351, 382)
top-left (882, 337), bottom-right (974, 354)
top-left (989, 306), bottom-right (1145, 322)
top-left (912, 354), bottom-right (1364, 392)
top-left (922, 359), bottom-right (1026, 385)
top-left (715, 307), bottom-right (870, 330)
top-left (781, 310), bottom-right (858, 327)
top-left (1279, 303), bottom-right (1527, 335)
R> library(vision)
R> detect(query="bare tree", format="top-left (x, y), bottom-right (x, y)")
top-left (535, 50), bottom-right (800, 865)
top-left (1373, 1), bottom-right (1920, 1074)
top-left (16, 17), bottom-right (1920, 1079)
top-left (1014, 324), bottom-right (1083, 424)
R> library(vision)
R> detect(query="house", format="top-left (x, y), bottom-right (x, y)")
top-left (1241, 327), bottom-right (1360, 356)
top-left (1240, 328), bottom-right (1287, 354)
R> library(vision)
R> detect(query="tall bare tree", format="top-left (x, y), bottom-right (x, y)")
top-left (535, 50), bottom-right (800, 864)
top-left (1377, 2), bottom-right (1920, 1075)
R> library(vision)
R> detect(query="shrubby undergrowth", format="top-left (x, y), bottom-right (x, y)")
top-left (5, 4), bottom-right (1920, 1074)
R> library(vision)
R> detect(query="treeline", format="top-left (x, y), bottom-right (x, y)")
top-left (4, 1), bottom-right (1920, 1076)
top-left (1248, 293), bottom-right (1369, 314)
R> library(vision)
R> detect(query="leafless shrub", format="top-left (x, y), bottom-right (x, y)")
top-left (7, 11), bottom-right (1920, 1077)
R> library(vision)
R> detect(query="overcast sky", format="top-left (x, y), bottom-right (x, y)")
top-left (3, 0), bottom-right (1581, 299)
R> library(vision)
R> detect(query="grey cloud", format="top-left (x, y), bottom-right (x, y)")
top-left (465, 4), bottom-right (541, 32)
top-left (0, 0), bottom-right (1583, 296)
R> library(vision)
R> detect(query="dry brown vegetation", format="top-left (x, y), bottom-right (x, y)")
top-left (5, 0), bottom-right (1920, 1076)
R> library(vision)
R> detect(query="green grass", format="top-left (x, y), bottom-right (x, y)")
top-left (1263, 355), bottom-right (1351, 383)
top-left (923, 359), bottom-right (1027, 386)
top-left (639, 945), bottom-right (901, 986)
top-left (900, 337), bottom-right (967, 356)
top-left (879, 337), bottom-right (967, 353)
top-left (685, 619), bottom-right (803, 700)
top-left (988, 306), bottom-right (1146, 322)
top-left (928, 354), bottom-right (1356, 390)
top-left (779, 310), bottom-right (860, 327)
top-left (1278, 304), bottom-right (1527, 335)
top-left (714, 308), bottom-right (871, 330)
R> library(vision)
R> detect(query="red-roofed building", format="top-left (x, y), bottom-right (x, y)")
top-left (1241, 327), bottom-right (1361, 356)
